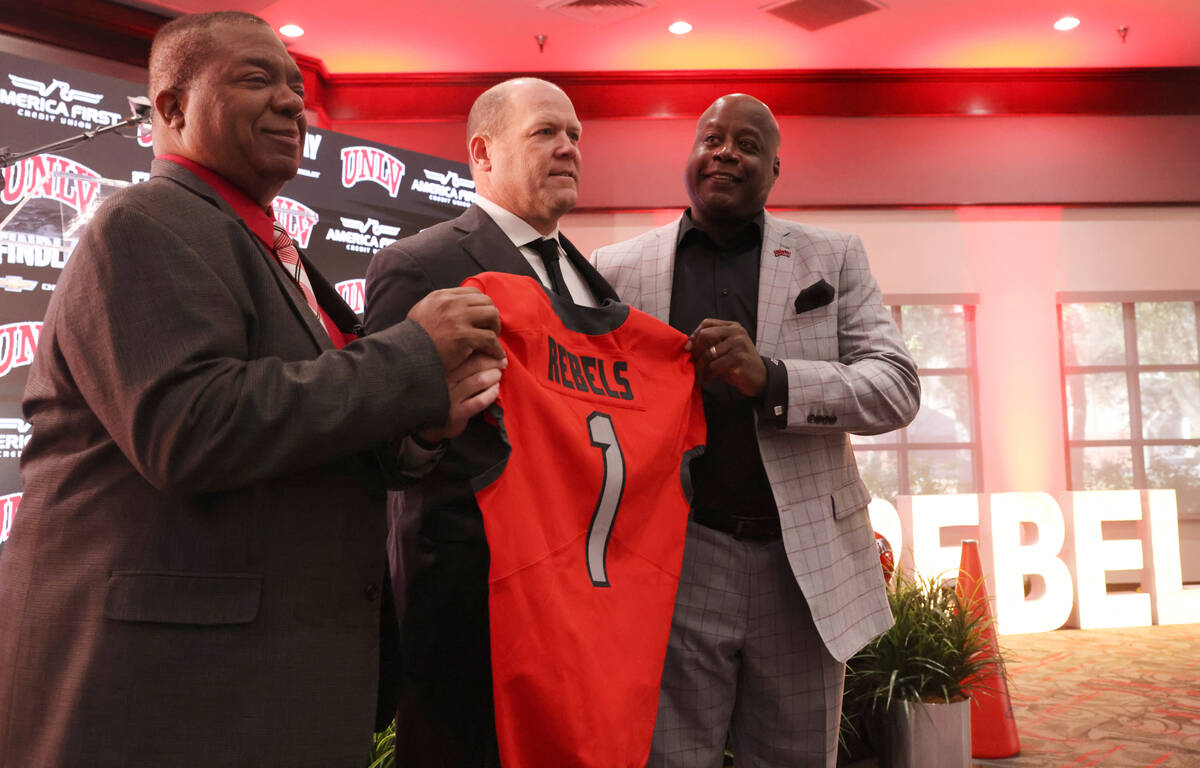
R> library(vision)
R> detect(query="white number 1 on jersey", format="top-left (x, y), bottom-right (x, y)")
top-left (585, 412), bottom-right (625, 587)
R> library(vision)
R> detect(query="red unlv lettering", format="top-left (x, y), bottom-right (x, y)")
top-left (0, 493), bottom-right (19, 544)
top-left (271, 196), bottom-right (319, 249)
top-left (0, 322), bottom-right (41, 378)
top-left (335, 279), bottom-right (365, 314)
top-left (339, 146), bottom-right (405, 198)
top-left (1, 153), bottom-right (101, 212)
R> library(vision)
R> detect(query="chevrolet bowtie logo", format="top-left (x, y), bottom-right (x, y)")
top-left (8, 74), bottom-right (104, 104)
top-left (422, 168), bottom-right (475, 189)
top-left (0, 275), bottom-right (38, 293)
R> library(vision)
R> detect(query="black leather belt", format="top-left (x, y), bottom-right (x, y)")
top-left (692, 507), bottom-right (782, 541)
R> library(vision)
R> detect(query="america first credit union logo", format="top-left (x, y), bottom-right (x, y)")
top-left (0, 322), bottom-right (41, 379)
top-left (1, 153), bottom-right (102, 213)
top-left (335, 278), bottom-right (365, 314)
top-left (271, 196), bottom-right (319, 249)
top-left (325, 217), bottom-right (401, 255)
top-left (411, 168), bottom-right (477, 209)
top-left (0, 417), bottom-right (31, 460)
top-left (340, 146), bottom-right (405, 198)
top-left (0, 492), bottom-right (20, 546)
top-left (2, 73), bottom-right (123, 128)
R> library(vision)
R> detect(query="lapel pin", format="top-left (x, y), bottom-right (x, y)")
top-left (773, 248), bottom-right (791, 258)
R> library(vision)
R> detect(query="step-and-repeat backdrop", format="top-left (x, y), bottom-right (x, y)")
top-left (0, 49), bottom-right (477, 556)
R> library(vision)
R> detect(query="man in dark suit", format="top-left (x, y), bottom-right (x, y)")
top-left (365, 77), bottom-right (618, 767)
top-left (0, 12), bottom-right (504, 767)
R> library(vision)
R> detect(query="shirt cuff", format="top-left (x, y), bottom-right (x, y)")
top-left (759, 356), bottom-right (788, 427)
top-left (395, 433), bottom-right (446, 478)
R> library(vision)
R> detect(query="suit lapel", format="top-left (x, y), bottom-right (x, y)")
top-left (756, 212), bottom-right (799, 355)
top-left (153, 161), bottom-right (333, 351)
top-left (561, 233), bottom-right (618, 303)
top-left (455, 205), bottom-right (540, 281)
top-left (643, 219), bottom-right (681, 323)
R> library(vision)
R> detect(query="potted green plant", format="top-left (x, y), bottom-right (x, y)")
top-left (840, 567), bottom-right (1001, 768)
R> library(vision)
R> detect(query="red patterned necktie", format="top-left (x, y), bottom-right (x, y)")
top-left (271, 222), bottom-right (322, 319)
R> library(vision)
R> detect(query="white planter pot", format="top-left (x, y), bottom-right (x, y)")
top-left (884, 698), bottom-right (971, 768)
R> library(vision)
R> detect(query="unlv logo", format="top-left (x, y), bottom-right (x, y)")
top-left (0, 322), bottom-right (41, 379)
top-left (271, 196), bottom-right (319, 249)
top-left (340, 146), bottom-right (405, 198)
top-left (0, 492), bottom-right (19, 545)
top-left (335, 278), bottom-right (365, 314)
top-left (1, 154), bottom-right (102, 212)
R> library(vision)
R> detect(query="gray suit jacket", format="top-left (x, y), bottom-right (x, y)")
top-left (0, 160), bottom-right (447, 767)
top-left (592, 212), bottom-right (919, 662)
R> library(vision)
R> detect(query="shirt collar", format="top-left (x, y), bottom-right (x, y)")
top-left (474, 195), bottom-right (559, 248)
top-left (158, 154), bottom-right (277, 249)
top-left (677, 208), bottom-right (765, 250)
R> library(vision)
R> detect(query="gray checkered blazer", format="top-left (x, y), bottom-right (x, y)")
top-left (592, 212), bottom-right (920, 662)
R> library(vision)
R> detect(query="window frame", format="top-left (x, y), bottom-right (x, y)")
top-left (1057, 290), bottom-right (1200, 492)
top-left (853, 293), bottom-right (984, 497)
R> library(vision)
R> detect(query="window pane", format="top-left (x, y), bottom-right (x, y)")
top-left (906, 375), bottom-right (971, 443)
top-left (901, 306), bottom-right (966, 368)
top-left (1065, 373), bottom-right (1130, 440)
top-left (1061, 303), bottom-right (1125, 366)
top-left (1070, 446), bottom-right (1133, 490)
top-left (1139, 371), bottom-right (1200, 440)
top-left (1146, 445), bottom-right (1200, 521)
top-left (1136, 302), bottom-right (1198, 365)
top-left (854, 449), bottom-right (898, 504)
top-left (908, 449), bottom-right (973, 494)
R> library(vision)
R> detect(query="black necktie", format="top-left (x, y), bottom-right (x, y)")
top-left (527, 237), bottom-right (568, 297)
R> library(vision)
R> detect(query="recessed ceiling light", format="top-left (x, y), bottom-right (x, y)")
top-left (279, 24), bottom-right (305, 38)
top-left (668, 21), bottom-right (692, 35)
top-left (1053, 16), bottom-right (1080, 31)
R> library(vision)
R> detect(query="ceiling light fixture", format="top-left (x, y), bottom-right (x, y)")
top-left (1053, 16), bottom-right (1080, 31)
top-left (668, 21), bottom-right (692, 35)
top-left (279, 24), bottom-right (305, 38)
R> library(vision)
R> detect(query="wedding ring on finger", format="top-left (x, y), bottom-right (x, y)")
top-left (709, 345), bottom-right (718, 359)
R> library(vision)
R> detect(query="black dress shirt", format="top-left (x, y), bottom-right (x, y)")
top-left (669, 210), bottom-right (787, 522)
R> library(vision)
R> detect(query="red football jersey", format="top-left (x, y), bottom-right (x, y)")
top-left (462, 272), bottom-right (706, 768)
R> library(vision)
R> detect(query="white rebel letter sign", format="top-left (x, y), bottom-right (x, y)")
top-left (1059, 490), bottom-right (1152, 629)
top-left (1141, 490), bottom-right (1200, 625)
top-left (980, 493), bottom-right (1075, 635)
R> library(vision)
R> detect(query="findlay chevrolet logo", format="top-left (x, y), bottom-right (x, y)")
top-left (1, 153), bottom-right (102, 213)
top-left (335, 278), bottom-right (365, 314)
top-left (0, 322), bottom-right (41, 379)
top-left (0, 275), bottom-right (39, 293)
top-left (271, 196), bottom-right (319, 249)
top-left (325, 217), bottom-right (401, 255)
top-left (411, 168), bottom-right (477, 208)
top-left (3, 74), bottom-right (122, 127)
top-left (0, 417), bottom-right (32, 459)
top-left (7, 75), bottom-right (103, 104)
top-left (0, 492), bottom-right (20, 545)
top-left (340, 146), bottom-right (405, 198)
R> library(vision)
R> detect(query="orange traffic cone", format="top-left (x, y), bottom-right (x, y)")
top-left (957, 539), bottom-right (1020, 758)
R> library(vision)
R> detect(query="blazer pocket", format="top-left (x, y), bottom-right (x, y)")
top-left (104, 571), bottom-right (261, 625)
top-left (830, 479), bottom-right (871, 520)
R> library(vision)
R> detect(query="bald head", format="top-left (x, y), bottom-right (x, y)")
top-left (685, 93), bottom-right (781, 237)
top-left (697, 94), bottom-right (780, 154)
top-left (466, 78), bottom-right (582, 235)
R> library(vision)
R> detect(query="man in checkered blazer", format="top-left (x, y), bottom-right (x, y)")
top-left (591, 94), bottom-right (920, 767)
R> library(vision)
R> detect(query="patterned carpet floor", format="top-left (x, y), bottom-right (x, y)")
top-left (972, 624), bottom-right (1200, 768)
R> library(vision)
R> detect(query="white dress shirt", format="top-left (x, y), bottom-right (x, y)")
top-left (473, 195), bottom-right (599, 308)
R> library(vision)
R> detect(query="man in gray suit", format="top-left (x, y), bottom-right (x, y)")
top-left (0, 12), bottom-right (503, 767)
top-left (592, 94), bottom-right (920, 767)
top-left (365, 77), bottom-right (618, 767)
